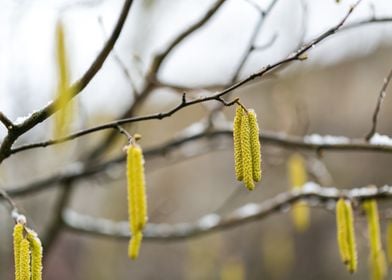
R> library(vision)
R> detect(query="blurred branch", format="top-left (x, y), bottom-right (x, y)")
top-left (0, 188), bottom-right (25, 223)
top-left (7, 127), bottom-right (392, 198)
top-left (365, 68), bottom-right (392, 140)
top-left (0, 0), bottom-right (135, 163)
top-left (62, 183), bottom-right (392, 240)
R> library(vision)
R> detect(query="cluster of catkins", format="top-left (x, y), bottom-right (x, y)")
top-left (13, 221), bottom-right (43, 280)
top-left (233, 106), bottom-right (262, 190)
top-left (336, 198), bottom-right (388, 279)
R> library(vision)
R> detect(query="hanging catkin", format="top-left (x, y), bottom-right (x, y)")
top-left (233, 105), bottom-right (262, 191)
top-left (248, 110), bottom-right (261, 183)
top-left (363, 199), bottom-right (387, 280)
top-left (387, 221), bottom-right (392, 266)
top-left (127, 142), bottom-right (147, 260)
top-left (233, 106), bottom-right (244, 181)
top-left (336, 198), bottom-right (357, 273)
top-left (27, 230), bottom-right (43, 280)
top-left (287, 153), bottom-right (310, 232)
top-left (19, 238), bottom-right (31, 280)
top-left (13, 223), bottom-right (24, 280)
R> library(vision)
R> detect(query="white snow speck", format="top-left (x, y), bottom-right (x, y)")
top-left (304, 134), bottom-right (349, 145)
top-left (198, 214), bottom-right (220, 229)
top-left (369, 133), bottom-right (392, 146)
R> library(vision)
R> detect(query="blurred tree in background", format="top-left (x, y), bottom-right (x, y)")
top-left (1, 0), bottom-right (392, 279)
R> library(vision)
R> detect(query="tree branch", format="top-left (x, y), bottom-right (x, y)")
top-left (62, 183), bottom-right (392, 240)
top-left (365, 68), bottom-right (392, 140)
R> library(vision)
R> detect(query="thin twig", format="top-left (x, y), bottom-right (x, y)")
top-left (365, 68), bottom-right (392, 141)
top-left (62, 183), bottom-right (392, 240)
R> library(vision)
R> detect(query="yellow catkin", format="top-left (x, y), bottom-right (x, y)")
top-left (27, 231), bottom-right (43, 280)
top-left (19, 238), bottom-right (31, 280)
top-left (127, 143), bottom-right (147, 259)
top-left (288, 153), bottom-right (309, 231)
top-left (292, 201), bottom-right (310, 232)
top-left (54, 21), bottom-right (73, 139)
top-left (13, 223), bottom-right (24, 280)
top-left (288, 153), bottom-right (307, 189)
top-left (128, 231), bottom-right (143, 260)
top-left (345, 201), bottom-right (357, 273)
top-left (248, 110), bottom-right (261, 182)
top-left (336, 198), bottom-right (350, 265)
top-left (240, 112), bottom-right (254, 190)
top-left (336, 198), bottom-right (357, 273)
top-left (233, 106), bottom-right (244, 181)
top-left (387, 221), bottom-right (392, 266)
top-left (363, 200), bottom-right (387, 280)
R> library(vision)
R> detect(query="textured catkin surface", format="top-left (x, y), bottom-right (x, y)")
top-left (13, 224), bottom-right (24, 280)
top-left (240, 112), bottom-right (254, 190)
top-left (345, 201), bottom-right (357, 273)
top-left (248, 110), bottom-right (261, 182)
top-left (363, 200), bottom-right (387, 280)
top-left (127, 144), bottom-right (147, 259)
top-left (233, 106), bottom-right (244, 181)
top-left (20, 239), bottom-right (31, 280)
top-left (336, 199), bottom-right (349, 265)
top-left (28, 232), bottom-right (43, 280)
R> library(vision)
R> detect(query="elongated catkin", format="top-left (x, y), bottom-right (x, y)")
top-left (13, 223), bottom-right (24, 280)
top-left (288, 153), bottom-right (307, 189)
top-left (248, 110), bottom-right (261, 182)
top-left (27, 231), bottom-right (43, 280)
top-left (387, 221), bottom-right (392, 266)
top-left (363, 200), bottom-right (387, 280)
top-left (127, 143), bottom-right (147, 259)
top-left (20, 238), bottom-right (31, 280)
top-left (233, 106), bottom-right (244, 181)
top-left (336, 198), bottom-right (357, 273)
top-left (336, 199), bottom-right (350, 265)
top-left (240, 112), bottom-right (254, 190)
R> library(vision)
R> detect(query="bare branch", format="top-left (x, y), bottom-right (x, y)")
top-left (365, 68), bottom-right (392, 140)
top-left (62, 183), bottom-right (392, 240)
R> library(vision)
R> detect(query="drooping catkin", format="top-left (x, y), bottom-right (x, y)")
top-left (363, 200), bottom-right (387, 280)
top-left (233, 106), bottom-right (244, 181)
top-left (240, 112), bottom-right (254, 190)
top-left (336, 198), bottom-right (357, 273)
top-left (27, 230), bottom-right (43, 280)
top-left (53, 20), bottom-right (74, 139)
top-left (248, 110), bottom-right (261, 182)
top-left (288, 153), bottom-right (309, 232)
top-left (13, 223), bottom-right (24, 280)
top-left (127, 143), bottom-right (147, 259)
top-left (19, 238), bottom-right (31, 280)
top-left (387, 221), bottom-right (392, 266)
top-left (288, 153), bottom-right (307, 189)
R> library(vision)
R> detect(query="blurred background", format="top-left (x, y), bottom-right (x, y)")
top-left (1, 0), bottom-right (392, 279)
